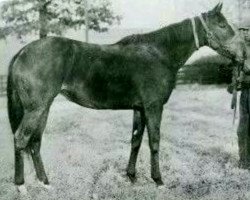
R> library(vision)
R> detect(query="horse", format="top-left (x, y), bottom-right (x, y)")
top-left (7, 3), bottom-right (245, 192)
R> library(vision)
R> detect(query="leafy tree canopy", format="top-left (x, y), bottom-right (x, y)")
top-left (0, 0), bottom-right (121, 39)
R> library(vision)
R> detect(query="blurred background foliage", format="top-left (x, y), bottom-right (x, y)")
top-left (0, 0), bottom-right (121, 39)
top-left (179, 56), bottom-right (233, 85)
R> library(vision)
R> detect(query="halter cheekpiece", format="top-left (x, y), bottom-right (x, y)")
top-left (191, 14), bottom-right (215, 50)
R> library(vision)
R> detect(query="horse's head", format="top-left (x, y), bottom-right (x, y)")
top-left (200, 3), bottom-right (246, 64)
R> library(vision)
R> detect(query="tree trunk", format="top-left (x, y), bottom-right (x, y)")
top-left (39, 0), bottom-right (48, 39)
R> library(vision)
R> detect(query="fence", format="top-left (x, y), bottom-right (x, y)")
top-left (0, 75), bottom-right (7, 96)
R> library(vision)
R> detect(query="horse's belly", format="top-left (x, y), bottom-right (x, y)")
top-left (60, 84), bottom-right (139, 110)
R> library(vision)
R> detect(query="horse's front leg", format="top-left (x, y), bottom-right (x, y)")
top-left (127, 110), bottom-right (145, 182)
top-left (144, 103), bottom-right (164, 186)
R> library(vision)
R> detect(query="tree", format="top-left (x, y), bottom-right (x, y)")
top-left (0, 0), bottom-right (121, 39)
top-left (238, 0), bottom-right (250, 27)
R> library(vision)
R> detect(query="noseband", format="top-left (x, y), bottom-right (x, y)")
top-left (191, 14), bottom-right (238, 60)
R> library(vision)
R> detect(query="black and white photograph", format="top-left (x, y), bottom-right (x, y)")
top-left (0, 0), bottom-right (250, 199)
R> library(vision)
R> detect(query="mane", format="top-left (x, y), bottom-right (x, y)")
top-left (115, 18), bottom-right (193, 46)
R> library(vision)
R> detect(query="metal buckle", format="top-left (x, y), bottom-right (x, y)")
top-left (207, 32), bottom-right (213, 38)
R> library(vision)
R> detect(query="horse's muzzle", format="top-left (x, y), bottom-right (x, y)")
top-left (235, 57), bottom-right (245, 66)
top-left (224, 34), bottom-right (247, 62)
top-left (243, 63), bottom-right (250, 75)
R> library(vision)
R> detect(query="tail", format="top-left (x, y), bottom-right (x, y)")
top-left (7, 51), bottom-right (24, 134)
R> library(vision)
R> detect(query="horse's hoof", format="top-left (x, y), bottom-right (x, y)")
top-left (239, 161), bottom-right (250, 170)
top-left (43, 184), bottom-right (53, 190)
top-left (153, 178), bottom-right (164, 186)
top-left (16, 184), bottom-right (28, 195)
top-left (158, 184), bottom-right (165, 190)
top-left (38, 181), bottom-right (53, 190)
top-left (127, 172), bottom-right (137, 183)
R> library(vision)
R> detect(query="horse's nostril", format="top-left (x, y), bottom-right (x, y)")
top-left (235, 56), bottom-right (245, 64)
top-left (243, 64), bottom-right (250, 75)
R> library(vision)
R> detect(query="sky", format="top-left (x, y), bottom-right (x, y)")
top-left (110, 0), bottom-right (240, 29)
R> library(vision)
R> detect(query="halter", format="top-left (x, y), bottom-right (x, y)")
top-left (191, 14), bottom-right (238, 59)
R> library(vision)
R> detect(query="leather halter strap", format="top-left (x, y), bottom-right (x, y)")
top-left (191, 14), bottom-right (214, 50)
top-left (191, 18), bottom-right (199, 49)
top-left (198, 15), bottom-right (210, 35)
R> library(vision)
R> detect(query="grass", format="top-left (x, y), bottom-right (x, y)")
top-left (0, 84), bottom-right (250, 200)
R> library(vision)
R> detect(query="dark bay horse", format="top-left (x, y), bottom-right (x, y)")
top-left (7, 3), bottom-right (245, 191)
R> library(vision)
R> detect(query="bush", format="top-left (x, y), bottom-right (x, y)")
top-left (178, 55), bottom-right (233, 84)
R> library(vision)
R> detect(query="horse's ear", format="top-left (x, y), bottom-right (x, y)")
top-left (211, 2), bottom-right (223, 13)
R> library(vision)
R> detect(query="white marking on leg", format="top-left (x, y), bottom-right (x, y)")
top-left (158, 185), bottom-right (165, 190)
top-left (38, 181), bottom-right (53, 190)
top-left (43, 184), bottom-right (52, 190)
top-left (17, 184), bottom-right (28, 195)
top-left (133, 130), bottom-right (138, 136)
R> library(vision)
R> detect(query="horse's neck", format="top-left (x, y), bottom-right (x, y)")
top-left (155, 17), bottom-right (206, 71)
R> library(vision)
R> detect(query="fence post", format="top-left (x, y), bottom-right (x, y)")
top-left (0, 75), bottom-right (7, 95)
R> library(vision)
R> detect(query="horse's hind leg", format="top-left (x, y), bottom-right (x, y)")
top-left (14, 143), bottom-right (24, 186)
top-left (14, 109), bottom-right (44, 187)
top-left (14, 103), bottom-right (52, 185)
top-left (127, 110), bottom-right (145, 182)
top-left (13, 108), bottom-right (49, 195)
top-left (28, 109), bottom-right (50, 185)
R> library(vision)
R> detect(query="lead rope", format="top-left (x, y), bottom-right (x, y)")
top-left (231, 86), bottom-right (237, 125)
top-left (231, 64), bottom-right (241, 124)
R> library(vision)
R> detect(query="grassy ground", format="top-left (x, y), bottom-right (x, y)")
top-left (1, 84), bottom-right (250, 200)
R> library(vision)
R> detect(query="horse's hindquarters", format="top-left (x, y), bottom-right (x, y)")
top-left (9, 38), bottom-right (74, 149)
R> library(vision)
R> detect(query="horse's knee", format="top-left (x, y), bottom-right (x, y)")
top-left (14, 130), bottom-right (31, 151)
top-left (150, 142), bottom-right (159, 154)
top-left (29, 141), bottom-right (40, 155)
top-left (149, 134), bottom-right (160, 154)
